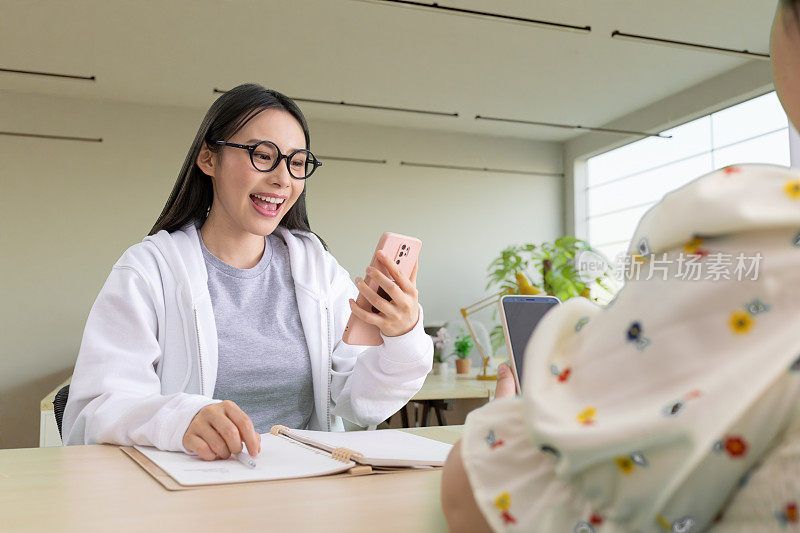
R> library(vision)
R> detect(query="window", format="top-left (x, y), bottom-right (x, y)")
top-left (585, 92), bottom-right (791, 262)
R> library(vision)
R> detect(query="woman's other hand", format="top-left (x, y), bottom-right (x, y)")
top-left (182, 400), bottom-right (261, 460)
top-left (349, 250), bottom-right (420, 337)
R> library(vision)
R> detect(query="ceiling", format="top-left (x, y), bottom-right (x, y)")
top-left (0, 0), bottom-right (778, 142)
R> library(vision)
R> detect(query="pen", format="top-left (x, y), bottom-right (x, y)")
top-left (235, 450), bottom-right (257, 469)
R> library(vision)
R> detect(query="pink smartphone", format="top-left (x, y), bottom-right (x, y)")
top-left (342, 232), bottom-right (422, 346)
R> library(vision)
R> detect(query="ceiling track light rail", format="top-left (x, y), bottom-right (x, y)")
top-left (474, 114), bottom-right (671, 138)
top-left (317, 155), bottom-right (388, 164)
top-left (400, 160), bottom-right (563, 177)
top-left (0, 67), bottom-right (96, 81)
top-left (354, 0), bottom-right (591, 33)
top-left (212, 89), bottom-right (457, 117)
top-left (0, 131), bottom-right (102, 142)
top-left (610, 30), bottom-right (770, 61)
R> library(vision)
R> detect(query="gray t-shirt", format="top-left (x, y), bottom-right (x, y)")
top-left (199, 230), bottom-right (314, 433)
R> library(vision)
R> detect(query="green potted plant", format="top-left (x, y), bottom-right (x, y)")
top-left (486, 236), bottom-right (617, 352)
top-left (453, 331), bottom-right (474, 374)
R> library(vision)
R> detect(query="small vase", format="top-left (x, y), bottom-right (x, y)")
top-left (432, 362), bottom-right (446, 375)
top-left (455, 358), bottom-right (471, 374)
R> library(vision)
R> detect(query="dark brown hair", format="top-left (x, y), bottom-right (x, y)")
top-left (149, 83), bottom-right (325, 248)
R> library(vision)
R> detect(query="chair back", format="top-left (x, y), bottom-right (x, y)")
top-left (53, 385), bottom-right (70, 441)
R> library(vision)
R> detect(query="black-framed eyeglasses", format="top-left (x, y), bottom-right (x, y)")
top-left (212, 140), bottom-right (322, 179)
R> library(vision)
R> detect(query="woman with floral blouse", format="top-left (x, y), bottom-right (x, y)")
top-left (442, 2), bottom-right (800, 530)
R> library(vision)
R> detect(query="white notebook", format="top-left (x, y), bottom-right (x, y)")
top-left (134, 427), bottom-right (453, 487)
top-left (288, 428), bottom-right (453, 467)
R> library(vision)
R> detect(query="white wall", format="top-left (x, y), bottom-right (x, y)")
top-left (0, 90), bottom-right (562, 448)
top-left (791, 123), bottom-right (800, 169)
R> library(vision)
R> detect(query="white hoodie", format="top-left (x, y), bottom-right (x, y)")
top-left (63, 223), bottom-right (433, 452)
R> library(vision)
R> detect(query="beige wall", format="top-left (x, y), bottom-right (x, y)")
top-left (0, 90), bottom-right (562, 449)
top-left (305, 119), bottom-right (563, 322)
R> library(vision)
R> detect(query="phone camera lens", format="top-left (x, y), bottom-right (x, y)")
top-left (401, 245), bottom-right (406, 250)
top-left (395, 260), bottom-right (400, 265)
top-left (399, 252), bottom-right (404, 257)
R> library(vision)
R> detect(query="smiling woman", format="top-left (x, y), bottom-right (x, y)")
top-left (149, 85), bottom-right (321, 246)
top-left (61, 84), bottom-right (433, 461)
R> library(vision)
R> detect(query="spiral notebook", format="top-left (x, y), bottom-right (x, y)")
top-left (127, 425), bottom-right (454, 488)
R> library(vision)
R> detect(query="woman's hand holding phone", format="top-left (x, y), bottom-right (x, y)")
top-left (349, 250), bottom-right (420, 338)
top-left (182, 400), bottom-right (261, 461)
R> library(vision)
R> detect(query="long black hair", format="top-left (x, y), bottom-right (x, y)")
top-left (149, 83), bottom-right (325, 247)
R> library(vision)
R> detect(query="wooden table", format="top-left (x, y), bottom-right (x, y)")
top-left (403, 370), bottom-right (497, 427)
top-left (412, 370), bottom-right (497, 401)
top-left (1, 426), bottom-right (463, 532)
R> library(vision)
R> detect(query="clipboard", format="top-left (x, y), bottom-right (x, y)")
top-left (120, 446), bottom-right (376, 491)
